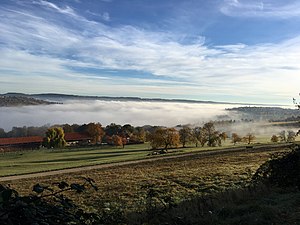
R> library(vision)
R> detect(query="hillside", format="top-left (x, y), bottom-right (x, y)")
top-left (227, 106), bottom-right (300, 121)
top-left (3, 92), bottom-right (263, 105)
top-left (0, 95), bottom-right (56, 107)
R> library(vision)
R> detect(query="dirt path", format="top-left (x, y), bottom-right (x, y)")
top-left (0, 143), bottom-right (291, 182)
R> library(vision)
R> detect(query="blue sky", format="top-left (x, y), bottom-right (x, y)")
top-left (1, 0), bottom-right (300, 104)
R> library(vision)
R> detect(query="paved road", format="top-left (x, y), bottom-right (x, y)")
top-left (0, 143), bottom-right (292, 182)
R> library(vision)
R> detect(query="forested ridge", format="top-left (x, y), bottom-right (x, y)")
top-left (0, 95), bottom-right (55, 107)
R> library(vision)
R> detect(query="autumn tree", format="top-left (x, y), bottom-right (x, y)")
top-left (112, 135), bottom-right (123, 147)
top-left (271, 135), bottom-right (279, 143)
top-left (242, 133), bottom-right (255, 144)
top-left (0, 128), bottom-right (6, 138)
top-left (121, 124), bottom-right (135, 138)
top-left (279, 130), bottom-right (287, 142)
top-left (149, 127), bottom-right (180, 150)
top-left (62, 124), bottom-right (74, 133)
top-left (192, 127), bottom-right (207, 147)
top-left (179, 126), bottom-right (192, 147)
top-left (105, 123), bottom-right (122, 136)
top-left (43, 127), bottom-right (66, 149)
top-left (203, 122), bottom-right (221, 147)
top-left (86, 122), bottom-right (105, 144)
top-left (219, 132), bottom-right (228, 142)
top-left (231, 133), bottom-right (242, 145)
top-left (131, 127), bottom-right (146, 143)
top-left (287, 130), bottom-right (296, 142)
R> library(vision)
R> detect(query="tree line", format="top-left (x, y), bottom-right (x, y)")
top-left (2, 122), bottom-right (298, 150)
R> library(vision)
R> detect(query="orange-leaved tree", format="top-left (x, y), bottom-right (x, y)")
top-left (149, 127), bottom-right (180, 150)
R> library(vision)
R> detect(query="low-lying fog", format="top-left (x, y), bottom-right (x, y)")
top-left (0, 100), bottom-right (236, 130)
top-left (0, 100), bottom-right (297, 136)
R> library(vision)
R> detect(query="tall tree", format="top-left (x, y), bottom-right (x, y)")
top-left (62, 124), bottom-right (74, 133)
top-left (0, 128), bottom-right (6, 138)
top-left (112, 135), bottom-right (123, 147)
top-left (149, 127), bottom-right (180, 150)
top-left (287, 130), bottom-right (296, 142)
top-left (203, 122), bottom-right (220, 147)
top-left (231, 133), bottom-right (242, 145)
top-left (279, 130), bottom-right (288, 142)
top-left (86, 123), bottom-right (105, 144)
top-left (243, 133), bottom-right (255, 144)
top-left (192, 127), bottom-right (207, 147)
top-left (131, 127), bottom-right (146, 143)
top-left (219, 132), bottom-right (228, 142)
top-left (271, 135), bottom-right (279, 143)
top-left (43, 127), bottom-right (66, 149)
top-left (105, 123), bottom-right (122, 136)
top-left (121, 124), bottom-right (135, 138)
top-left (179, 126), bottom-right (192, 147)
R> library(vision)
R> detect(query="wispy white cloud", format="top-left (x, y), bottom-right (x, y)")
top-left (34, 0), bottom-right (77, 17)
top-left (220, 0), bottom-right (300, 18)
top-left (1, 1), bottom-right (300, 104)
top-left (86, 10), bottom-right (110, 21)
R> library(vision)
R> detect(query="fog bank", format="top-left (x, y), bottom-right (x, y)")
top-left (0, 100), bottom-right (236, 131)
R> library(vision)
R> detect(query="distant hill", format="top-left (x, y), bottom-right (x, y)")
top-left (2, 92), bottom-right (265, 105)
top-left (0, 94), bottom-right (57, 107)
top-left (227, 106), bottom-right (300, 121)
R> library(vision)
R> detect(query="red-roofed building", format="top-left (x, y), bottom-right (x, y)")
top-left (0, 132), bottom-right (92, 151)
top-left (0, 136), bottom-right (43, 150)
top-left (64, 132), bottom-right (91, 142)
top-left (64, 132), bottom-right (92, 146)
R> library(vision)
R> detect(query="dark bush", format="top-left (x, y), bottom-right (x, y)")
top-left (252, 145), bottom-right (300, 189)
top-left (0, 178), bottom-right (100, 225)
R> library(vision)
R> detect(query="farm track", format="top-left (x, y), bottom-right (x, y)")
top-left (0, 143), bottom-right (292, 182)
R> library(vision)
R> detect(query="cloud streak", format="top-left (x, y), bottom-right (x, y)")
top-left (0, 1), bottom-right (300, 103)
top-left (220, 0), bottom-right (300, 18)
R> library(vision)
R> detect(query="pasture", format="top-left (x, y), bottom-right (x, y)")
top-left (2, 144), bottom-right (297, 224)
top-left (0, 135), bottom-right (297, 177)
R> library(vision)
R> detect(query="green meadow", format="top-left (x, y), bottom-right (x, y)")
top-left (0, 135), bottom-right (296, 177)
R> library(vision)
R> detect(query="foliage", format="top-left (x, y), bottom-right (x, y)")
top-left (219, 132), bottom-right (228, 142)
top-left (131, 127), bottom-right (146, 143)
top-left (86, 122), bottom-right (105, 144)
top-left (0, 178), bottom-right (99, 225)
top-left (242, 133), bottom-right (255, 144)
top-left (231, 133), bottom-right (242, 145)
top-left (0, 126), bottom-right (49, 138)
top-left (202, 122), bottom-right (224, 147)
top-left (148, 127), bottom-right (180, 150)
top-left (252, 145), bottom-right (300, 189)
top-left (43, 127), bottom-right (66, 149)
top-left (278, 130), bottom-right (296, 143)
top-left (111, 135), bottom-right (124, 147)
top-left (105, 123), bottom-right (122, 137)
top-left (270, 135), bottom-right (279, 143)
top-left (179, 126), bottom-right (192, 147)
top-left (287, 130), bottom-right (296, 142)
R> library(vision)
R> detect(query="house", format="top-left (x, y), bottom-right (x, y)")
top-left (0, 132), bottom-right (92, 151)
top-left (64, 132), bottom-right (92, 146)
top-left (0, 136), bottom-right (43, 150)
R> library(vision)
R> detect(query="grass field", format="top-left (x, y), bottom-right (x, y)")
top-left (0, 136), bottom-right (298, 177)
top-left (0, 143), bottom-right (152, 176)
top-left (2, 145), bottom-right (297, 224)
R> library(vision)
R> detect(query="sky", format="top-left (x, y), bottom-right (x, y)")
top-left (1, 0), bottom-right (300, 104)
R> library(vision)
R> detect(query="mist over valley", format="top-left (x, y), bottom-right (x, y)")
top-left (1, 96), bottom-right (299, 137)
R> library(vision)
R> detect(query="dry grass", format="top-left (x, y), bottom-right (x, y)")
top-left (3, 146), bottom-right (289, 214)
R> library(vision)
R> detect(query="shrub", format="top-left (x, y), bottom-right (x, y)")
top-left (0, 178), bottom-right (99, 225)
top-left (252, 145), bottom-right (300, 189)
